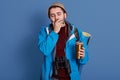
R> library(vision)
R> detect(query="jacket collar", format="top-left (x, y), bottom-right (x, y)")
top-left (47, 21), bottom-right (76, 41)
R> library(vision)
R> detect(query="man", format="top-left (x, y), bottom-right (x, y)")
top-left (38, 2), bottom-right (89, 80)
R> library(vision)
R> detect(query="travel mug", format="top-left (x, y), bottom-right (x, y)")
top-left (76, 42), bottom-right (83, 59)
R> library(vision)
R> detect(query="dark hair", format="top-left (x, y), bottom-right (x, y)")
top-left (48, 6), bottom-right (66, 18)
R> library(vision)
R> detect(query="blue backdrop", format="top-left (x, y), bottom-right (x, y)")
top-left (0, 0), bottom-right (120, 80)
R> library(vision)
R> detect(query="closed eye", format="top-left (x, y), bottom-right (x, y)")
top-left (57, 12), bottom-right (62, 16)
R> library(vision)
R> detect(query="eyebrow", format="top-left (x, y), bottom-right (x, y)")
top-left (50, 12), bottom-right (62, 15)
top-left (57, 12), bottom-right (61, 14)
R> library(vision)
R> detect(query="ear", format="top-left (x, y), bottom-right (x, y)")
top-left (64, 13), bottom-right (67, 19)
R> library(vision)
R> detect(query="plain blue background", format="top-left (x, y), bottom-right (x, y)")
top-left (0, 0), bottom-right (120, 80)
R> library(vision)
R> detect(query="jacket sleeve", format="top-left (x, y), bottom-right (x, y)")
top-left (78, 29), bottom-right (89, 65)
top-left (38, 27), bottom-right (59, 56)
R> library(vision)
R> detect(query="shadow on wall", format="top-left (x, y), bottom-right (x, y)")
top-left (15, 11), bottom-right (48, 80)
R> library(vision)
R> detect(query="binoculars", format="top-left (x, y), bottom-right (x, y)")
top-left (52, 57), bottom-right (71, 76)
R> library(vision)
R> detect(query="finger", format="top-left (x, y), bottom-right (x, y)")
top-left (58, 20), bottom-right (65, 25)
top-left (78, 52), bottom-right (83, 55)
top-left (58, 20), bottom-right (63, 23)
top-left (80, 49), bottom-right (84, 52)
top-left (81, 47), bottom-right (85, 50)
top-left (55, 19), bottom-right (60, 23)
top-left (80, 52), bottom-right (84, 55)
top-left (78, 49), bottom-right (84, 53)
top-left (55, 20), bottom-right (62, 26)
top-left (79, 53), bottom-right (84, 56)
top-left (81, 53), bottom-right (85, 57)
top-left (55, 19), bottom-right (59, 22)
top-left (76, 42), bottom-right (83, 45)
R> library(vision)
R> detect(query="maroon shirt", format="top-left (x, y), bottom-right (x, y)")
top-left (55, 26), bottom-right (70, 80)
top-left (56, 26), bottom-right (68, 57)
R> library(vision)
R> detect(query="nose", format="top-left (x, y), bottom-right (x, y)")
top-left (55, 15), bottom-right (59, 21)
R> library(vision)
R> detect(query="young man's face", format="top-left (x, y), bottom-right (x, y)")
top-left (49, 7), bottom-right (66, 24)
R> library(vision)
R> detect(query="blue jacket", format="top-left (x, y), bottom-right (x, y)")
top-left (38, 23), bottom-right (89, 80)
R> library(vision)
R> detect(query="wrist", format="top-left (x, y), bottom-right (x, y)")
top-left (53, 30), bottom-right (58, 34)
